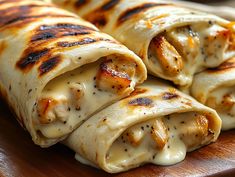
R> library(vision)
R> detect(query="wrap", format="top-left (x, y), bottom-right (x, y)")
top-left (49, 0), bottom-right (235, 87)
top-left (0, 0), bottom-right (147, 147)
top-left (191, 57), bottom-right (235, 130)
top-left (65, 79), bottom-right (221, 173)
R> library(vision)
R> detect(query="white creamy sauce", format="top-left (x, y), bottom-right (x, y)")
top-left (207, 87), bottom-right (235, 130)
top-left (36, 58), bottom-right (133, 138)
top-left (75, 153), bottom-right (97, 168)
top-left (148, 22), bottom-right (231, 86)
top-left (107, 112), bottom-right (210, 167)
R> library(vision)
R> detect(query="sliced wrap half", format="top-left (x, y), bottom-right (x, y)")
top-left (0, 0), bottom-right (147, 147)
top-left (191, 57), bottom-right (235, 130)
top-left (65, 79), bottom-right (221, 173)
top-left (49, 0), bottom-right (235, 87)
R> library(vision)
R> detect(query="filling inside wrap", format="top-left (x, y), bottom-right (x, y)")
top-left (47, 0), bottom-right (235, 87)
top-left (206, 86), bottom-right (235, 130)
top-left (64, 79), bottom-right (220, 173)
top-left (191, 57), bottom-right (235, 130)
top-left (34, 55), bottom-right (138, 139)
top-left (148, 22), bottom-right (235, 86)
top-left (107, 112), bottom-right (214, 167)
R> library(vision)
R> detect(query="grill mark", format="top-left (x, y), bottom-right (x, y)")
top-left (16, 24), bottom-right (93, 73)
top-left (62, 31), bottom-right (90, 36)
top-left (39, 56), bottom-right (61, 76)
top-left (84, 0), bottom-right (120, 28)
top-left (57, 37), bottom-right (115, 48)
top-left (16, 48), bottom-right (50, 71)
top-left (100, 60), bottom-right (131, 80)
top-left (74, 0), bottom-right (90, 8)
top-left (39, 23), bottom-right (95, 31)
top-left (58, 38), bottom-right (96, 47)
top-left (0, 4), bottom-right (53, 26)
top-left (31, 32), bottom-right (56, 42)
top-left (87, 15), bottom-right (107, 28)
top-left (162, 92), bottom-right (179, 100)
top-left (208, 58), bottom-right (235, 73)
top-left (117, 3), bottom-right (169, 25)
top-left (31, 24), bottom-right (95, 42)
top-left (129, 97), bottom-right (153, 106)
top-left (31, 31), bottom-right (90, 42)
top-left (100, 0), bottom-right (120, 11)
top-left (84, 11), bottom-right (107, 28)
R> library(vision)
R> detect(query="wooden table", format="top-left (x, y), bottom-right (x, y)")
top-left (1, 99), bottom-right (235, 177)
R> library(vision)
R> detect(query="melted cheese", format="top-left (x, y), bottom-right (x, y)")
top-left (149, 22), bottom-right (232, 86)
top-left (206, 87), bottom-right (235, 130)
top-left (106, 112), bottom-right (212, 168)
top-left (35, 57), bottom-right (135, 138)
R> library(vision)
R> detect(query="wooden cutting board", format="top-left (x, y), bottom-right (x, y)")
top-left (1, 100), bottom-right (235, 177)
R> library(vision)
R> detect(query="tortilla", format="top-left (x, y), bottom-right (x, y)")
top-left (0, 0), bottom-right (147, 147)
top-left (50, 0), bottom-right (235, 87)
top-left (65, 79), bottom-right (221, 173)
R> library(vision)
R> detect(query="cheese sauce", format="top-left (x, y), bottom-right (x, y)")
top-left (206, 86), bottom-right (235, 130)
top-left (148, 22), bottom-right (233, 86)
top-left (106, 112), bottom-right (213, 167)
top-left (35, 56), bottom-right (136, 138)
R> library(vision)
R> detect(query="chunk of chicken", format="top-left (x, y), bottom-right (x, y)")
top-left (69, 82), bottom-right (84, 110)
top-left (149, 36), bottom-right (183, 76)
top-left (179, 114), bottom-right (213, 150)
top-left (37, 97), bottom-right (69, 124)
top-left (204, 29), bottom-right (230, 61)
top-left (207, 93), bottom-right (235, 112)
top-left (96, 58), bottom-right (133, 94)
top-left (150, 119), bottom-right (169, 150)
top-left (123, 125), bottom-right (145, 146)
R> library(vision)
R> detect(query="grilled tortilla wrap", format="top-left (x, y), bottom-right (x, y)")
top-left (49, 0), bottom-right (235, 87)
top-left (191, 57), bottom-right (235, 130)
top-left (0, 0), bottom-right (146, 147)
top-left (65, 79), bottom-right (221, 173)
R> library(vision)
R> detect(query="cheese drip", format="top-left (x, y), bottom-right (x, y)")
top-left (206, 87), bottom-right (235, 130)
top-left (148, 22), bottom-right (233, 86)
top-left (106, 112), bottom-right (214, 168)
top-left (35, 55), bottom-right (137, 139)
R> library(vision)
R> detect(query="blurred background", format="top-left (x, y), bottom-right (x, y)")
top-left (173, 0), bottom-right (235, 20)
top-left (192, 0), bottom-right (235, 6)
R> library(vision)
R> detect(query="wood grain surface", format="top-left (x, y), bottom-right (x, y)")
top-left (1, 99), bottom-right (235, 177)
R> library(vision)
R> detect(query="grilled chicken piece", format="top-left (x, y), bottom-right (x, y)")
top-left (122, 118), bottom-right (168, 149)
top-left (36, 55), bottom-right (137, 126)
top-left (150, 119), bottom-right (169, 150)
top-left (37, 97), bottom-right (69, 124)
top-left (204, 28), bottom-right (230, 62)
top-left (69, 82), bottom-right (84, 110)
top-left (96, 58), bottom-right (133, 94)
top-left (123, 126), bottom-right (145, 146)
top-left (207, 93), bottom-right (235, 112)
top-left (179, 114), bottom-right (213, 150)
top-left (150, 36), bottom-right (183, 76)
